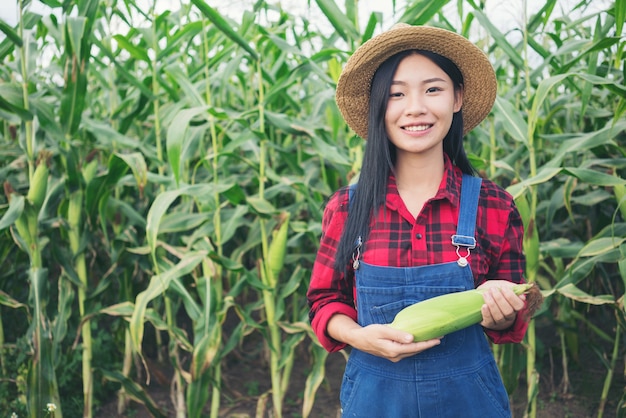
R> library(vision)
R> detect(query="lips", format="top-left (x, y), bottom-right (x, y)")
top-left (403, 124), bottom-right (432, 132)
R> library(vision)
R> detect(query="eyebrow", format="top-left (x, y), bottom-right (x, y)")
top-left (391, 77), bottom-right (448, 86)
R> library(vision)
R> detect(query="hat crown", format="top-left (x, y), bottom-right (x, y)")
top-left (390, 22), bottom-right (411, 30)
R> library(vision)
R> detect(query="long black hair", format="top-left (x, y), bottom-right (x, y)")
top-left (333, 49), bottom-right (475, 272)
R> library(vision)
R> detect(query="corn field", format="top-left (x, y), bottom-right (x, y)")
top-left (0, 0), bottom-right (625, 417)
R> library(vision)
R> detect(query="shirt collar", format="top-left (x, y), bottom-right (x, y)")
top-left (386, 155), bottom-right (463, 211)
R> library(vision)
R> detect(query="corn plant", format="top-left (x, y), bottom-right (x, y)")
top-left (0, 1), bottom-right (63, 414)
top-left (480, 1), bottom-right (626, 415)
top-left (1, 1), bottom-right (625, 417)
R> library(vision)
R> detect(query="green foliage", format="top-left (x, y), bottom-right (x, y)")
top-left (0, 0), bottom-right (624, 417)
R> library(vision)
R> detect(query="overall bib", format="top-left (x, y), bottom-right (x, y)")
top-left (340, 176), bottom-right (511, 418)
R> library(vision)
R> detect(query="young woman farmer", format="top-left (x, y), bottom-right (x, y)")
top-left (307, 23), bottom-right (530, 417)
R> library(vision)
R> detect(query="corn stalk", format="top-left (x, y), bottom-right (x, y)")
top-left (203, 12), bottom-right (224, 417)
top-left (5, 0), bottom-right (64, 414)
top-left (2, 1), bottom-right (625, 417)
top-left (258, 213), bottom-right (291, 418)
top-left (58, 0), bottom-right (99, 413)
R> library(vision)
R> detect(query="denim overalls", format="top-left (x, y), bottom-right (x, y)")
top-left (340, 175), bottom-right (511, 418)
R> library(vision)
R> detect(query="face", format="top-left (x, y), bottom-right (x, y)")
top-left (384, 53), bottom-right (463, 160)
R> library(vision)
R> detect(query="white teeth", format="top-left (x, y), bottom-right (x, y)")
top-left (404, 125), bottom-right (430, 132)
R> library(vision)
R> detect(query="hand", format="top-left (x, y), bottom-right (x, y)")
top-left (478, 280), bottom-right (526, 331)
top-left (327, 314), bottom-right (440, 362)
top-left (348, 324), bottom-right (441, 362)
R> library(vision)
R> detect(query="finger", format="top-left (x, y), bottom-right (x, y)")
top-left (384, 338), bottom-right (441, 362)
top-left (482, 288), bottom-right (508, 322)
top-left (494, 287), bottom-right (526, 315)
top-left (381, 326), bottom-right (417, 344)
top-left (480, 303), bottom-right (494, 327)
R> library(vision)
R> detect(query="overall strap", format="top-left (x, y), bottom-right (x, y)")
top-left (347, 183), bottom-right (362, 269)
top-left (348, 183), bottom-right (357, 206)
top-left (451, 174), bottom-right (482, 267)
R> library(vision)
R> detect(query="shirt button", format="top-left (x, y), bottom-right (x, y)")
top-left (416, 233), bottom-right (422, 239)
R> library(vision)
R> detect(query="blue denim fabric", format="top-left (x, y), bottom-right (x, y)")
top-left (340, 176), bottom-right (511, 418)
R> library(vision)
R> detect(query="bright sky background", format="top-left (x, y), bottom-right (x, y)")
top-left (0, 0), bottom-right (611, 28)
top-left (0, 0), bottom-right (611, 45)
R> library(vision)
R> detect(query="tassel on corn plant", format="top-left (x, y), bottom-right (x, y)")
top-left (389, 283), bottom-right (543, 342)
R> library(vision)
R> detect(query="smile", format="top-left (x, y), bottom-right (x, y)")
top-left (403, 124), bottom-right (432, 132)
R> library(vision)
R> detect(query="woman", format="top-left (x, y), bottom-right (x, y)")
top-left (307, 23), bottom-right (530, 417)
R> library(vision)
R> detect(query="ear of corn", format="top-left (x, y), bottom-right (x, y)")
top-left (15, 211), bottom-right (33, 248)
top-left (388, 283), bottom-right (536, 342)
top-left (266, 212), bottom-right (290, 288)
top-left (27, 160), bottom-right (49, 209)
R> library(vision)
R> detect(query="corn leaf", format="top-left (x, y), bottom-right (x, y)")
top-left (472, 9), bottom-right (524, 68)
top-left (100, 302), bottom-right (135, 317)
top-left (315, 0), bottom-right (360, 43)
top-left (60, 16), bottom-right (89, 136)
top-left (616, 0), bottom-right (626, 37)
top-left (190, 0), bottom-right (258, 60)
top-left (220, 205), bottom-right (249, 244)
top-left (189, 328), bottom-right (220, 379)
top-left (166, 106), bottom-right (209, 186)
top-left (246, 196), bottom-right (277, 216)
top-left (362, 11), bottom-right (383, 42)
top-left (302, 341), bottom-right (328, 418)
top-left (91, 37), bottom-right (155, 98)
top-left (493, 97), bottom-right (528, 145)
top-left (557, 283), bottom-right (615, 305)
top-left (0, 194), bottom-right (24, 231)
top-left (547, 120), bottom-right (626, 168)
top-left (100, 370), bottom-right (168, 418)
top-left (0, 82), bottom-right (34, 121)
top-left (115, 152), bottom-right (149, 190)
top-left (113, 34), bottom-right (150, 62)
top-left (168, 276), bottom-right (202, 322)
top-left (506, 167), bottom-right (562, 199)
top-left (527, 0), bottom-right (557, 30)
top-left (0, 17), bottom-right (23, 47)
top-left (52, 278), bottom-right (73, 349)
top-left (27, 267), bottom-right (62, 417)
top-left (563, 168), bottom-right (626, 186)
top-left (0, 289), bottom-right (28, 309)
top-left (400, 0), bottom-right (451, 25)
top-left (146, 184), bottom-right (213, 262)
top-left (129, 252), bottom-right (205, 351)
top-left (558, 249), bottom-right (623, 287)
top-left (579, 237), bottom-right (626, 257)
top-left (529, 74), bottom-right (569, 135)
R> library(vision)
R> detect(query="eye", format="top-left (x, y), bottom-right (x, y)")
top-left (426, 86), bottom-right (442, 94)
top-left (389, 91), bottom-right (404, 98)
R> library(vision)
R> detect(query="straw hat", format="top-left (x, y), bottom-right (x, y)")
top-left (335, 23), bottom-right (497, 139)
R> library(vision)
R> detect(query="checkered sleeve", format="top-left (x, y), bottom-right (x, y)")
top-left (478, 184), bottom-right (529, 343)
top-left (307, 188), bottom-right (358, 352)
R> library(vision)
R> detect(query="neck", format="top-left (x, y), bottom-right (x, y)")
top-left (394, 152), bottom-right (445, 191)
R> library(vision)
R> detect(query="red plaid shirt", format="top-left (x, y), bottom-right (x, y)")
top-left (307, 157), bottom-right (528, 352)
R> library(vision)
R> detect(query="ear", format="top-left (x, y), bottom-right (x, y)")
top-left (453, 88), bottom-right (463, 113)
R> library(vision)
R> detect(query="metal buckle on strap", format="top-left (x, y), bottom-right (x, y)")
top-left (451, 234), bottom-right (476, 249)
top-left (352, 236), bottom-right (362, 270)
top-left (451, 235), bottom-right (476, 267)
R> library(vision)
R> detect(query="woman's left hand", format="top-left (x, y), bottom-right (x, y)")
top-left (477, 280), bottom-right (526, 331)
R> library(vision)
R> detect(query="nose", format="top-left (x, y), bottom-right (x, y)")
top-left (405, 92), bottom-right (427, 116)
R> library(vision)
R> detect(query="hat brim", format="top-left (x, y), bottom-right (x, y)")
top-left (336, 24), bottom-right (497, 139)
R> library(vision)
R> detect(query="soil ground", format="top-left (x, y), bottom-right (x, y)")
top-left (95, 319), bottom-right (624, 418)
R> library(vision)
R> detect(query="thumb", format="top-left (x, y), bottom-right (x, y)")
top-left (390, 329), bottom-right (414, 343)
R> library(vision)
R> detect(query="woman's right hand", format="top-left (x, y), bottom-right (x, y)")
top-left (327, 314), bottom-right (441, 362)
top-left (350, 324), bottom-right (441, 362)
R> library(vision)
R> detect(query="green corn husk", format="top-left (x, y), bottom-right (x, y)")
top-left (27, 161), bottom-right (49, 209)
top-left (388, 283), bottom-right (541, 342)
